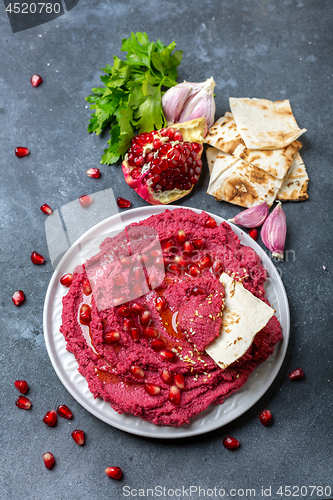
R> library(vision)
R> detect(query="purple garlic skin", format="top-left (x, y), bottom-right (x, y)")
top-left (162, 82), bottom-right (196, 124)
top-left (229, 202), bottom-right (269, 228)
top-left (261, 202), bottom-right (287, 259)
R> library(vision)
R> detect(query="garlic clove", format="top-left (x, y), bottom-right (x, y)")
top-left (261, 202), bottom-right (287, 259)
top-left (228, 202), bottom-right (269, 228)
top-left (178, 77), bottom-right (216, 129)
top-left (162, 82), bottom-right (197, 125)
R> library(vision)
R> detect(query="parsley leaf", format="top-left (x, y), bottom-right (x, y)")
top-left (86, 32), bottom-right (182, 165)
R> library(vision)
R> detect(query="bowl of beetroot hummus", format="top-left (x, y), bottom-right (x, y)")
top-left (52, 206), bottom-right (287, 433)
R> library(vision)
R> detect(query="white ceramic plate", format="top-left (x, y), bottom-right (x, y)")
top-left (43, 205), bottom-right (290, 439)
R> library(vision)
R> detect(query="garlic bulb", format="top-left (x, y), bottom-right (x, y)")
top-left (228, 202), bottom-right (269, 228)
top-left (261, 202), bottom-right (287, 259)
top-left (162, 77), bottom-right (216, 128)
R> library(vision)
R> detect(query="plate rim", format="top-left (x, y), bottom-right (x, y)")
top-left (43, 204), bottom-right (290, 439)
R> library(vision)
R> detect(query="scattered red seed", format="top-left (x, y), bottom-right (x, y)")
top-left (15, 395), bottom-right (32, 410)
top-left (40, 204), bottom-right (53, 215)
top-left (248, 228), bottom-right (258, 241)
top-left (104, 331), bottom-right (120, 343)
top-left (143, 326), bottom-right (159, 338)
top-left (117, 197), bottom-right (131, 209)
top-left (71, 429), bottom-right (85, 446)
top-left (188, 263), bottom-right (201, 278)
top-left (57, 404), bottom-right (73, 420)
top-left (173, 373), bottom-right (185, 390)
top-left (176, 230), bottom-right (186, 245)
top-left (79, 194), bottom-right (93, 207)
top-left (259, 409), bottom-right (273, 426)
top-left (42, 452), bottom-right (55, 470)
top-left (12, 290), bottom-right (25, 306)
top-left (150, 338), bottom-right (166, 350)
top-left (105, 466), bottom-right (122, 480)
top-left (114, 274), bottom-right (126, 287)
top-left (129, 365), bottom-right (145, 379)
top-left (144, 383), bottom-right (161, 396)
top-left (31, 74), bottom-right (43, 87)
top-left (31, 251), bottom-right (45, 265)
top-left (223, 436), bottom-right (240, 450)
top-left (160, 370), bottom-right (173, 385)
top-left (82, 278), bottom-right (92, 295)
top-left (60, 273), bottom-right (73, 287)
top-left (289, 367), bottom-right (305, 380)
top-left (130, 326), bottom-right (141, 341)
top-left (43, 410), bottom-right (57, 427)
top-left (14, 380), bottom-right (28, 394)
top-left (205, 216), bottom-right (217, 229)
top-left (86, 168), bottom-right (100, 178)
top-left (79, 304), bottom-right (92, 325)
top-left (139, 310), bottom-right (152, 325)
top-left (168, 385), bottom-right (180, 404)
top-left (118, 305), bottom-right (132, 317)
top-left (15, 147), bottom-right (30, 157)
top-left (155, 296), bottom-right (167, 313)
top-left (159, 349), bottom-right (175, 362)
top-left (193, 238), bottom-right (204, 250)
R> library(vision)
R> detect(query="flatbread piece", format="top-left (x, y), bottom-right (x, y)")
top-left (277, 152), bottom-right (309, 201)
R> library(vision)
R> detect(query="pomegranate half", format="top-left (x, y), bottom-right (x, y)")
top-left (122, 118), bottom-right (206, 205)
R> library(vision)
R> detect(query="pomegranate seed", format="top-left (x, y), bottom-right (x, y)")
top-left (176, 230), bottom-right (186, 245)
top-left (71, 429), bottom-right (85, 446)
top-left (199, 254), bottom-right (212, 269)
top-left (173, 131), bottom-right (183, 142)
top-left (191, 286), bottom-right (206, 296)
top-left (188, 263), bottom-right (201, 278)
top-left (168, 263), bottom-right (182, 276)
top-left (153, 138), bottom-right (163, 149)
top-left (143, 326), bottom-right (159, 338)
top-left (79, 194), bottom-right (92, 207)
top-left (113, 294), bottom-right (127, 306)
top-left (117, 197), bottom-right (131, 209)
top-left (155, 296), bottom-right (167, 313)
top-left (134, 156), bottom-right (145, 167)
top-left (105, 466), bottom-right (122, 480)
top-left (132, 281), bottom-right (143, 296)
top-left (223, 436), bottom-right (240, 450)
top-left (193, 238), bottom-right (204, 250)
top-left (160, 349), bottom-right (175, 362)
top-left (131, 302), bottom-right (145, 314)
top-left (144, 383), bottom-right (161, 396)
top-left (57, 404), bottom-right (73, 419)
top-left (104, 331), bottom-right (120, 343)
top-left (130, 326), bottom-right (141, 341)
top-left (150, 338), bottom-right (166, 350)
top-left (43, 410), bottom-right (57, 427)
top-left (15, 395), bottom-right (32, 410)
top-left (31, 74), bottom-right (43, 87)
top-left (12, 290), bottom-right (25, 306)
top-left (15, 147), bottom-right (30, 157)
top-left (249, 228), bottom-right (258, 241)
top-left (113, 274), bottom-right (126, 287)
top-left (118, 305), bottom-right (132, 317)
top-left (40, 204), bottom-right (53, 215)
top-left (42, 452), bottom-right (55, 470)
top-left (183, 241), bottom-right (194, 254)
top-left (123, 318), bottom-right (134, 332)
top-left (168, 385), bottom-right (180, 404)
top-left (173, 373), bottom-right (185, 390)
top-left (31, 251), bottom-right (45, 265)
top-left (79, 304), bottom-right (91, 325)
top-left (289, 367), bottom-right (305, 380)
top-left (205, 216), bottom-right (217, 229)
top-left (259, 409), bottom-right (273, 426)
top-left (160, 370), bottom-right (173, 384)
top-left (212, 260), bottom-right (223, 277)
top-left (86, 167), bottom-right (100, 178)
top-left (82, 278), bottom-right (92, 295)
top-left (14, 380), bottom-right (28, 394)
top-left (163, 239), bottom-right (177, 253)
top-left (120, 257), bottom-right (131, 267)
top-left (139, 310), bottom-right (152, 325)
top-left (60, 273), bottom-right (73, 287)
top-left (130, 365), bottom-right (144, 379)
top-left (131, 167), bottom-right (141, 179)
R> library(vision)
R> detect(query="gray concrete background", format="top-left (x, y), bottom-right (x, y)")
top-left (0, 0), bottom-right (332, 499)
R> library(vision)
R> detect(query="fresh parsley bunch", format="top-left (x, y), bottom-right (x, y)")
top-left (86, 32), bottom-right (183, 165)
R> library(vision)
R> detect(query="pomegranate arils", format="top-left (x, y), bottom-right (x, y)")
top-left (150, 338), bottom-right (166, 350)
top-left (31, 74), bottom-right (42, 87)
top-left (163, 239), bottom-right (177, 253)
top-left (104, 331), bottom-right (120, 343)
top-left (223, 436), bottom-right (240, 450)
top-left (143, 326), bottom-right (159, 338)
top-left (212, 260), bottom-right (223, 278)
top-left (188, 263), bottom-right (201, 278)
top-left (130, 326), bottom-right (141, 341)
top-left (79, 304), bottom-right (91, 325)
top-left (144, 383), bottom-right (161, 396)
top-left (259, 409), bottom-right (273, 426)
top-left (160, 370), bottom-right (173, 384)
top-left (105, 466), bottom-right (122, 480)
top-left (117, 197), bottom-right (131, 209)
top-left (130, 365), bottom-right (145, 379)
top-left (42, 452), bottom-right (55, 470)
top-left (123, 317), bottom-right (134, 332)
top-left (183, 241), bottom-right (194, 254)
top-left (191, 286), bottom-right (206, 296)
top-left (57, 404), bottom-right (73, 420)
top-left (118, 305), bottom-right (132, 317)
top-left (160, 349), bottom-right (175, 362)
top-left (248, 228), bottom-right (258, 241)
top-left (31, 251), bottom-right (45, 265)
top-left (199, 254), bottom-right (212, 269)
top-left (155, 296), bottom-right (167, 313)
top-left (86, 167), bottom-right (100, 178)
top-left (15, 147), bottom-right (30, 157)
top-left (168, 385), bottom-right (180, 404)
top-left (176, 230), bottom-right (186, 245)
top-left (82, 278), bottom-right (92, 295)
top-left (139, 309), bottom-right (152, 325)
top-left (40, 204), bottom-right (53, 215)
top-left (131, 302), bottom-right (145, 314)
top-left (12, 290), bottom-right (25, 306)
top-left (14, 380), bottom-right (28, 394)
top-left (71, 429), bottom-right (85, 446)
top-left (289, 367), bottom-right (305, 380)
top-left (205, 216), bottom-right (217, 229)
top-left (174, 373), bottom-right (185, 390)
top-left (60, 273), bottom-right (73, 287)
top-left (43, 410), bottom-right (57, 427)
top-left (113, 274), bottom-right (126, 287)
top-left (79, 194), bottom-right (93, 207)
top-left (193, 238), bottom-right (204, 250)
top-left (15, 395), bottom-right (32, 410)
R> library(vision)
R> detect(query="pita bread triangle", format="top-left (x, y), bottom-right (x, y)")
top-left (277, 152), bottom-right (309, 201)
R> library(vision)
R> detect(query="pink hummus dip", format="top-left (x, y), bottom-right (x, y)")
top-left (60, 208), bottom-right (282, 427)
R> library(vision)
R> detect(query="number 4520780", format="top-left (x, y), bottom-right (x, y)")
top-left (6, 3), bottom-right (61, 14)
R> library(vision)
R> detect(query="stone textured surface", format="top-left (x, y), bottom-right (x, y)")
top-left (0, 0), bottom-right (332, 499)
